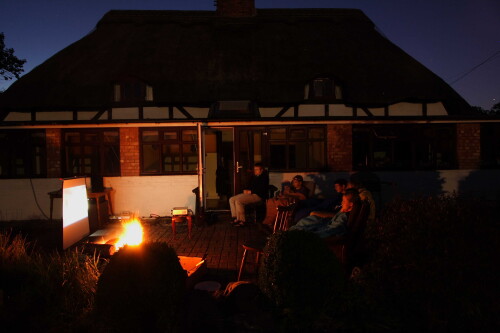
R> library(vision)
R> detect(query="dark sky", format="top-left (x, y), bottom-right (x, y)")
top-left (1, 0), bottom-right (499, 109)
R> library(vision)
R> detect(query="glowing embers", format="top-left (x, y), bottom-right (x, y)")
top-left (113, 218), bottom-right (144, 251)
top-left (85, 218), bottom-right (144, 257)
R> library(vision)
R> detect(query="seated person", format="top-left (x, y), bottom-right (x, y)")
top-left (347, 179), bottom-right (376, 223)
top-left (282, 175), bottom-right (310, 201)
top-left (262, 175), bottom-right (310, 227)
top-left (293, 178), bottom-right (347, 222)
top-left (289, 188), bottom-right (359, 239)
top-left (229, 163), bottom-right (269, 226)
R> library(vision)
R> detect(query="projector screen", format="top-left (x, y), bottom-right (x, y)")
top-left (63, 178), bottom-right (90, 250)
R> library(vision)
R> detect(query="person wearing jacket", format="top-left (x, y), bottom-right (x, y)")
top-left (229, 163), bottom-right (269, 226)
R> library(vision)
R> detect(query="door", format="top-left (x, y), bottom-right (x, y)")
top-left (203, 128), bottom-right (234, 211)
top-left (234, 127), bottom-right (266, 194)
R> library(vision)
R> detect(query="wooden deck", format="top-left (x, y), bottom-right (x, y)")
top-left (142, 212), bottom-right (262, 283)
top-left (0, 212), bottom-right (262, 284)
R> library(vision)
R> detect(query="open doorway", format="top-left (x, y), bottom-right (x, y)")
top-left (204, 128), bottom-right (234, 211)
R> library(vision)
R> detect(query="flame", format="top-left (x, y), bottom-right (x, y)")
top-left (114, 218), bottom-right (143, 251)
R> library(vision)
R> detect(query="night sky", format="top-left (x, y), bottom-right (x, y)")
top-left (1, 0), bottom-right (499, 109)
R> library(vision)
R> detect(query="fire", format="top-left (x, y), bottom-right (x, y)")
top-left (114, 218), bottom-right (143, 250)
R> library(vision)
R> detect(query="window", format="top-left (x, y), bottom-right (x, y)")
top-left (140, 128), bottom-right (198, 174)
top-left (62, 129), bottom-right (120, 177)
top-left (268, 126), bottom-right (326, 170)
top-left (353, 124), bottom-right (456, 170)
top-left (481, 123), bottom-right (500, 169)
top-left (113, 81), bottom-right (153, 103)
top-left (307, 78), bottom-right (342, 100)
top-left (0, 130), bottom-right (46, 178)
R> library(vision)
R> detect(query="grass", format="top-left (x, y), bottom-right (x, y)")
top-left (0, 231), bottom-right (105, 331)
top-left (0, 194), bottom-right (496, 332)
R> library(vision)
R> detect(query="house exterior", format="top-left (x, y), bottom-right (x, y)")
top-left (1, 0), bottom-right (499, 221)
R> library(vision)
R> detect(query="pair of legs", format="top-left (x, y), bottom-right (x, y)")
top-left (229, 193), bottom-right (262, 222)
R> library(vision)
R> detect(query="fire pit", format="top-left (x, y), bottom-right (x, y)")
top-left (84, 217), bottom-right (144, 256)
top-left (108, 218), bottom-right (144, 250)
top-left (83, 218), bottom-right (207, 287)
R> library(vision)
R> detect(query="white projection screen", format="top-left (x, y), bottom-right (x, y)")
top-left (63, 178), bottom-right (90, 249)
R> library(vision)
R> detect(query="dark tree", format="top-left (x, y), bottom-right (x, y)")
top-left (470, 105), bottom-right (487, 115)
top-left (0, 32), bottom-right (26, 81)
top-left (471, 104), bottom-right (500, 116)
top-left (491, 102), bottom-right (500, 115)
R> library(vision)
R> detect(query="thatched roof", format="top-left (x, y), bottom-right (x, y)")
top-left (0, 8), bottom-right (470, 114)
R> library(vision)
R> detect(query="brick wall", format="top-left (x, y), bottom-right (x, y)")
top-left (456, 123), bottom-right (481, 169)
top-left (120, 127), bottom-right (140, 176)
top-left (327, 124), bottom-right (352, 172)
top-left (46, 128), bottom-right (61, 178)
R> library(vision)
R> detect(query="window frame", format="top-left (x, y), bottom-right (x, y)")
top-left (352, 124), bottom-right (457, 171)
top-left (0, 130), bottom-right (46, 178)
top-left (61, 129), bottom-right (121, 177)
top-left (112, 80), bottom-right (153, 104)
top-left (307, 77), bottom-right (342, 101)
top-left (266, 125), bottom-right (327, 171)
top-left (139, 127), bottom-right (198, 175)
top-left (480, 123), bottom-right (500, 169)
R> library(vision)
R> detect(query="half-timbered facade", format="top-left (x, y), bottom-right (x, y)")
top-left (1, 1), bottom-right (499, 220)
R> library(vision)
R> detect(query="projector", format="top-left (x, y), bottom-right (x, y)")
top-left (171, 207), bottom-right (189, 216)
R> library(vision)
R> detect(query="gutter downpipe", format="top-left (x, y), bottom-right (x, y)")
top-left (196, 122), bottom-right (205, 223)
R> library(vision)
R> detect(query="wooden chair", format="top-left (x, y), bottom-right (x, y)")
top-left (237, 203), bottom-right (296, 281)
top-left (245, 185), bottom-right (278, 223)
top-left (325, 199), bottom-right (370, 273)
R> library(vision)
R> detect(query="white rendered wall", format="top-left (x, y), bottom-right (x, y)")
top-left (103, 175), bottom-right (198, 218)
top-left (143, 107), bottom-right (168, 119)
top-left (36, 112), bottom-right (73, 121)
top-left (1, 170), bottom-right (498, 220)
top-left (3, 112), bottom-right (31, 121)
top-left (330, 104), bottom-right (353, 116)
top-left (0, 178), bottom-right (63, 221)
top-left (0, 175), bottom-right (198, 221)
top-left (298, 104), bottom-right (324, 117)
top-left (260, 107), bottom-right (282, 117)
top-left (112, 107), bottom-right (139, 119)
top-left (185, 107), bottom-right (209, 118)
top-left (427, 102), bottom-right (448, 116)
top-left (389, 102), bottom-right (422, 116)
top-left (78, 111), bottom-right (99, 120)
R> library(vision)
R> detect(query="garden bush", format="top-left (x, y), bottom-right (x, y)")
top-left (360, 194), bottom-right (499, 332)
top-left (0, 232), bottom-right (47, 330)
top-left (93, 241), bottom-right (187, 332)
top-left (258, 230), bottom-right (345, 330)
top-left (0, 231), bottom-right (103, 331)
top-left (48, 249), bottom-right (102, 318)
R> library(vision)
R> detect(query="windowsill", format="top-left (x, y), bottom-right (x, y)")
top-left (139, 172), bottom-right (198, 176)
top-left (304, 98), bottom-right (342, 103)
top-left (268, 168), bottom-right (329, 173)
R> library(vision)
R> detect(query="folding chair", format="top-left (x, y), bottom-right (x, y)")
top-left (237, 203), bottom-right (296, 281)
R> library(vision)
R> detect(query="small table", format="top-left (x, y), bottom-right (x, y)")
top-left (87, 188), bottom-right (114, 216)
top-left (48, 189), bottom-right (62, 222)
top-left (171, 207), bottom-right (193, 239)
top-left (48, 187), bottom-right (114, 222)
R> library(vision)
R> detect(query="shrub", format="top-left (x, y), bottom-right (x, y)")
top-left (258, 230), bottom-right (345, 329)
top-left (0, 232), bottom-right (47, 330)
top-left (48, 249), bottom-right (102, 317)
top-left (93, 242), bottom-right (187, 332)
top-left (0, 232), bottom-right (103, 331)
top-left (361, 194), bottom-right (499, 332)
